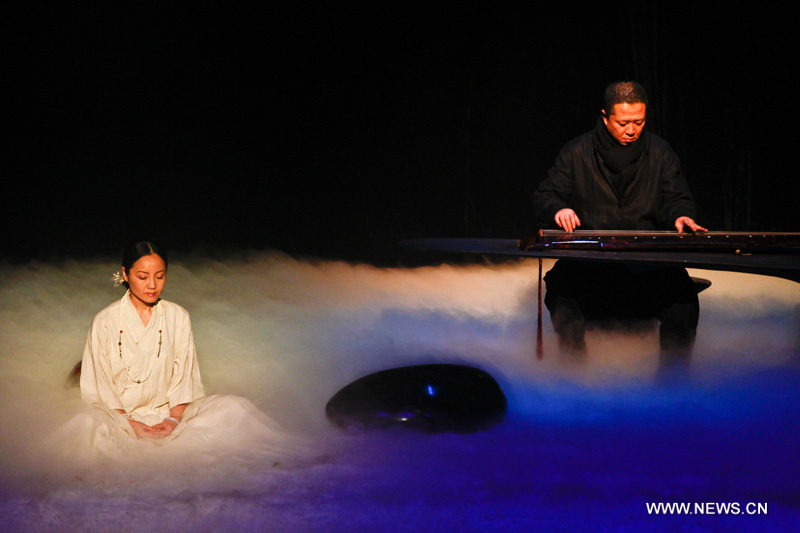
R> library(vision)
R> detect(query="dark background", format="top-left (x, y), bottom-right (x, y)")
top-left (5, 2), bottom-right (797, 263)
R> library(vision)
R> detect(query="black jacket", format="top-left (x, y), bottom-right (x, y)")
top-left (533, 130), bottom-right (697, 230)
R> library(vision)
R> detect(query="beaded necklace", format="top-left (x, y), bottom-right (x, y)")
top-left (118, 291), bottom-right (163, 384)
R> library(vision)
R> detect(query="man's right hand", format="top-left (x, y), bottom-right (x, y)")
top-left (555, 208), bottom-right (581, 233)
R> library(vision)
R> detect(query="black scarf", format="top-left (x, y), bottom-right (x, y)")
top-left (592, 117), bottom-right (648, 198)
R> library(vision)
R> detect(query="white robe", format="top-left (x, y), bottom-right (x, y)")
top-left (80, 293), bottom-right (205, 430)
top-left (45, 294), bottom-right (310, 484)
top-left (81, 290), bottom-right (205, 425)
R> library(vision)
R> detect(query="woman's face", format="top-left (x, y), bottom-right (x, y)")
top-left (122, 253), bottom-right (167, 308)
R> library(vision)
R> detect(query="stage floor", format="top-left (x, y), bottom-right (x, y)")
top-left (1, 252), bottom-right (798, 531)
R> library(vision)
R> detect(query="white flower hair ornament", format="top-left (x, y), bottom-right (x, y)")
top-left (112, 271), bottom-right (125, 288)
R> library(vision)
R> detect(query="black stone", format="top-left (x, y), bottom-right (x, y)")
top-left (326, 364), bottom-right (507, 433)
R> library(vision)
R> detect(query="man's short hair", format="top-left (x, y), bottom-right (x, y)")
top-left (603, 80), bottom-right (648, 114)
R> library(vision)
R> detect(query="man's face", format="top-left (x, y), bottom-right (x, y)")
top-left (602, 102), bottom-right (646, 146)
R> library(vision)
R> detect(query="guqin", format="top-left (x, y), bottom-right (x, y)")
top-left (520, 230), bottom-right (800, 253)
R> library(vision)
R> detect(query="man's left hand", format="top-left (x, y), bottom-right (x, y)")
top-left (674, 216), bottom-right (708, 233)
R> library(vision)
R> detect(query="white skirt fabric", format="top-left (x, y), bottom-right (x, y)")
top-left (40, 395), bottom-right (314, 491)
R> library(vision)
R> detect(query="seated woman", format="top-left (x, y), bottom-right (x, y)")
top-left (56, 240), bottom-right (307, 476)
top-left (80, 240), bottom-right (204, 441)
